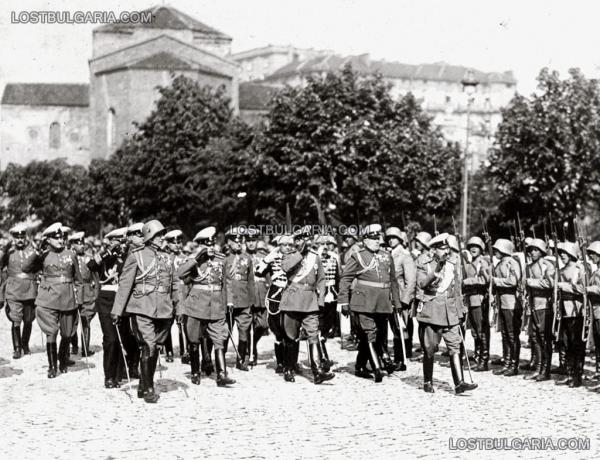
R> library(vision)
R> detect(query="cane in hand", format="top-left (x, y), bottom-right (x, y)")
top-left (457, 326), bottom-right (474, 384)
top-left (226, 328), bottom-right (242, 372)
top-left (77, 309), bottom-right (90, 375)
top-left (114, 319), bottom-right (132, 394)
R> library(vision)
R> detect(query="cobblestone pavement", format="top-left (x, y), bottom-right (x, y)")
top-left (0, 316), bottom-right (598, 460)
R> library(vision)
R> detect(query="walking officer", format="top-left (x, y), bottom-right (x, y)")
top-left (245, 230), bottom-right (269, 366)
top-left (22, 223), bottom-right (83, 378)
top-left (316, 235), bottom-right (339, 371)
top-left (0, 224), bottom-right (38, 359)
top-left (111, 220), bottom-right (175, 403)
top-left (584, 241), bottom-right (600, 389)
top-left (163, 229), bottom-right (186, 363)
top-left (177, 226), bottom-right (235, 387)
top-left (416, 233), bottom-right (477, 394)
top-left (339, 224), bottom-right (401, 383)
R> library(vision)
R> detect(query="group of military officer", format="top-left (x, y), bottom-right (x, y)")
top-left (2, 219), bottom-right (600, 401)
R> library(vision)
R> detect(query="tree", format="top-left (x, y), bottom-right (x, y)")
top-left (252, 65), bottom-right (461, 227)
top-left (106, 74), bottom-right (251, 234)
top-left (485, 68), bottom-right (600, 237)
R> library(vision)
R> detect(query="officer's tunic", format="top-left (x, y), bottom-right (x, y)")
top-left (0, 243), bottom-right (38, 323)
top-left (463, 254), bottom-right (492, 344)
top-left (249, 250), bottom-right (269, 332)
top-left (557, 262), bottom-right (585, 369)
top-left (224, 252), bottom-right (256, 342)
top-left (76, 252), bottom-right (98, 319)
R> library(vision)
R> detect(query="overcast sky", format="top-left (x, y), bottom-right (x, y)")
top-left (0, 0), bottom-right (599, 95)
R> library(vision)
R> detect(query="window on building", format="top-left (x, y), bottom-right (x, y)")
top-left (107, 108), bottom-right (117, 148)
top-left (49, 122), bottom-right (60, 149)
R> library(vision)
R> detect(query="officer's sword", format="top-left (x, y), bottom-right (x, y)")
top-left (226, 328), bottom-right (243, 367)
top-left (394, 311), bottom-right (407, 364)
top-left (115, 322), bottom-right (133, 401)
top-left (249, 321), bottom-right (255, 367)
top-left (457, 326), bottom-right (475, 384)
top-left (77, 309), bottom-right (90, 375)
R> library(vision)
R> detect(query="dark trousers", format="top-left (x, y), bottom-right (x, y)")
top-left (268, 313), bottom-right (285, 343)
top-left (97, 292), bottom-right (121, 381)
top-left (468, 302), bottom-right (490, 362)
top-left (319, 302), bottom-right (337, 341)
top-left (499, 308), bottom-right (522, 368)
top-left (593, 318), bottom-right (600, 371)
top-left (530, 307), bottom-right (553, 371)
top-left (560, 317), bottom-right (585, 377)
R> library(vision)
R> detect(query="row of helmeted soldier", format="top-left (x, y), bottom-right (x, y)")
top-left (2, 220), bottom-right (598, 401)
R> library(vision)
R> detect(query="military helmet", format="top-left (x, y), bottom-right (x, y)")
top-left (586, 241), bottom-right (600, 256)
top-left (385, 227), bottom-right (403, 240)
top-left (492, 238), bottom-right (514, 256)
top-left (142, 220), bottom-right (166, 243)
top-left (414, 231), bottom-right (432, 247)
top-left (428, 232), bottom-right (450, 249)
top-left (466, 236), bottom-right (485, 251)
top-left (447, 235), bottom-right (459, 252)
top-left (557, 241), bottom-right (578, 260)
top-left (526, 238), bottom-right (547, 254)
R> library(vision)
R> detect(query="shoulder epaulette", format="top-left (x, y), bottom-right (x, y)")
top-left (131, 246), bottom-right (143, 253)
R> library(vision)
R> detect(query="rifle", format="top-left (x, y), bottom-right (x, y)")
top-left (433, 214), bottom-right (439, 236)
top-left (543, 221), bottom-right (550, 252)
top-left (574, 216), bottom-right (592, 343)
top-left (481, 213), bottom-right (496, 327)
top-left (549, 214), bottom-right (561, 340)
top-left (515, 214), bottom-right (530, 328)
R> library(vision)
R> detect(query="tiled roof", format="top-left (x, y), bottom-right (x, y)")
top-left (239, 82), bottom-right (279, 110)
top-left (95, 5), bottom-right (231, 40)
top-left (266, 54), bottom-right (516, 85)
top-left (1, 83), bottom-right (89, 107)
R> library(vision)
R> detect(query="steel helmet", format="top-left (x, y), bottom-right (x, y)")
top-left (526, 238), bottom-right (547, 254)
top-left (447, 235), bottom-right (459, 252)
top-left (587, 241), bottom-right (600, 256)
top-left (385, 227), bottom-right (403, 240)
top-left (492, 239), bottom-right (514, 256)
top-left (142, 220), bottom-right (166, 243)
top-left (557, 241), bottom-right (578, 260)
top-left (466, 236), bottom-right (485, 251)
top-left (414, 231), bottom-right (432, 247)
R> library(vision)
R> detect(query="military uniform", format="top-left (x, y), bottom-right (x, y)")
top-left (415, 233), bottom-right (476, 394)
top-left (280, 236), bottom-right (333, 384)
top-left (523, 239), bottom-right (555, 381)
top-left (390, 241), bottom-right (416, 367)
top-left (247, 239), bottom-right (269, 366)
top-left (111, 220), bottom-right (175, 403)
top-left (491, 239), bottom-right (522, 377)
top-left (87, 228), bottom-right (128, 388)
top-left (585, 241), bottom-right (600, 384)
top-left (462, 237), bottom-right (492, 371)
top-left (163, 229), bottom-right (186, 363)
top-left (22, 223), bottom-right (83, 377)
top-left (317, 236), bottom-right (339, 371)
top-left (555, 242), bottom-right (585, 387)
top-left (339, 224), bottom-right (400, 383)
top-left (0, 226), bottom-right (38, 358)
top-left (177, 227), bottom-right (235, 387)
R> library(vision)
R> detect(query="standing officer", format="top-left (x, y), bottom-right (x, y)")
top-left (385, 227), bottom-right (416, 370)
top-left (491, 238), bottom-right (522, 377)
top-left (462, 236), bottom-right (492, 371)
top-left (111, 220), bottom-right (175, 403)
top-left (88, 227), bottom-right (129, 388)
top-left (416, 233), bottom-right (477, 394)
top-left (555, 242), bottom-right (585, 387)
top-left (69, 231), bottom-right (98, 358)
top-left (316, 235), bottom-right (339, 371)
top-left (22, 223), bottom-right (83, 378)
top-left (280, 230), bottom-right (334, 384)
top-left (584, 241), bottom-right (600, 389)
top-left (163, 229), bottom-right (186, 363)
top-left (339, 224), bottom-right (401, 383)
top-left (177, 226), bottom-right (235, 387)
top-left (255, 236), bottom-right (288, 374)
top-left (523, 238), bottom-right (555, 382)
top-left (223, 227), bottom-right (256, 371)
top-left (245, 231), bottom-right (269, 366)
top-left (0, 224), bottom-right (38, 359)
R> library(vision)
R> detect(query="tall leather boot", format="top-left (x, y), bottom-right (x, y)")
top-left (524, 338), bottom-right (542, 380)
top-left (378, 341), bottom-right (395, 375)
top-left (22, 321), bottom-right (32, 355)
top-left (393, 338), bottom-right (407, 371)
top-left (569, 351), bottom-right (584, 388)
top-left (555, 351), bottom-right (573, 385)
top-left (283, 341), bottom-right (295, 382)
top-left (309, 342), bottom-right (335, 384)
top-left (216, 347), bottom-right (236, 387)
top-left (137, 347), bottom-right (148, 398)
top-left (355, 337), bottom-right (373, 379)
top-left (503, 331), bottom-right (519, 376)
top-left (201, 338), bottom-right (214, 375)
top-left (320, 339), bottom-right (332, 372)
top-left (292, 341), bottom-right (302, 375)
top-left (475, 334), bottom-right (489, 371)
top-left (521, 336), bottom-right (538, 370)
top-left (536, 337), bottom-right (553, 382)
top-left (492, 336), bottom-right (509, 366)
top-left (367, 342), bottom-right (383, 383)
top-left (493, 355), bottom-right (511, 375)
top-left (46, 342), bottom-right (57, 378)
top-left (592, 352), bottom-right (600, 380)
top-left (236, 340), bottom-right (249, 371)
top-left (164, 331), bottom-right (174, 363)
top-left (189, 343), bottom-right (201, 385)
top-left (11, 323), bottom-right (22, 359)
top-left (471, 338), bottom-right (481, 363)
top-left (58, 338), bottom-right (71, 373)
top-left (81, 317), bottom-right (95, 357)
top-left (274, 342), bottom-right (284, 374)
top-left (422, 354), bottom-right (434, 393)
top-left (451, 353), bottom-right (478, 394)
top-left (71, 331), bottom-right (79, 355)
top-left (143, 351), bottom-right (160, 403)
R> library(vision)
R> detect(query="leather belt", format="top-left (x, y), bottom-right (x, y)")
top-left (325, 280), bottom-right (336, 286)
top-left (11, 273), bottom-right (35, 280)
top-left (357, 280), bottom-right (390, 289)
top-left (101, 285), bottom-right (118, 292)
top-left (230, 274), bottom-right (245, 281)
top-left (290, 282), bottom-right (314, 291)
top-left (133, 285), bottom-right (169, 294)
top-left (192, 284), bottom-right (222, 292)
top-left (43, 275), bottom-right (73, 283)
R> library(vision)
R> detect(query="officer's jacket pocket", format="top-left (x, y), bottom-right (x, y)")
top-left (350, 289), bottom-right (366, 307)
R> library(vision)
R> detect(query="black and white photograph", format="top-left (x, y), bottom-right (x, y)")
top-left (0, 1), bottom-right (598, 458)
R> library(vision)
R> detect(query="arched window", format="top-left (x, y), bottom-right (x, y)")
top-left (49, 122), bottom-right (60, 149)
top-left (107, 108), bottom-right (117, 148)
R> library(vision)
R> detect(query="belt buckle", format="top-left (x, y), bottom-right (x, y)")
top-left (60, 275), bottom-right (66, 283)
